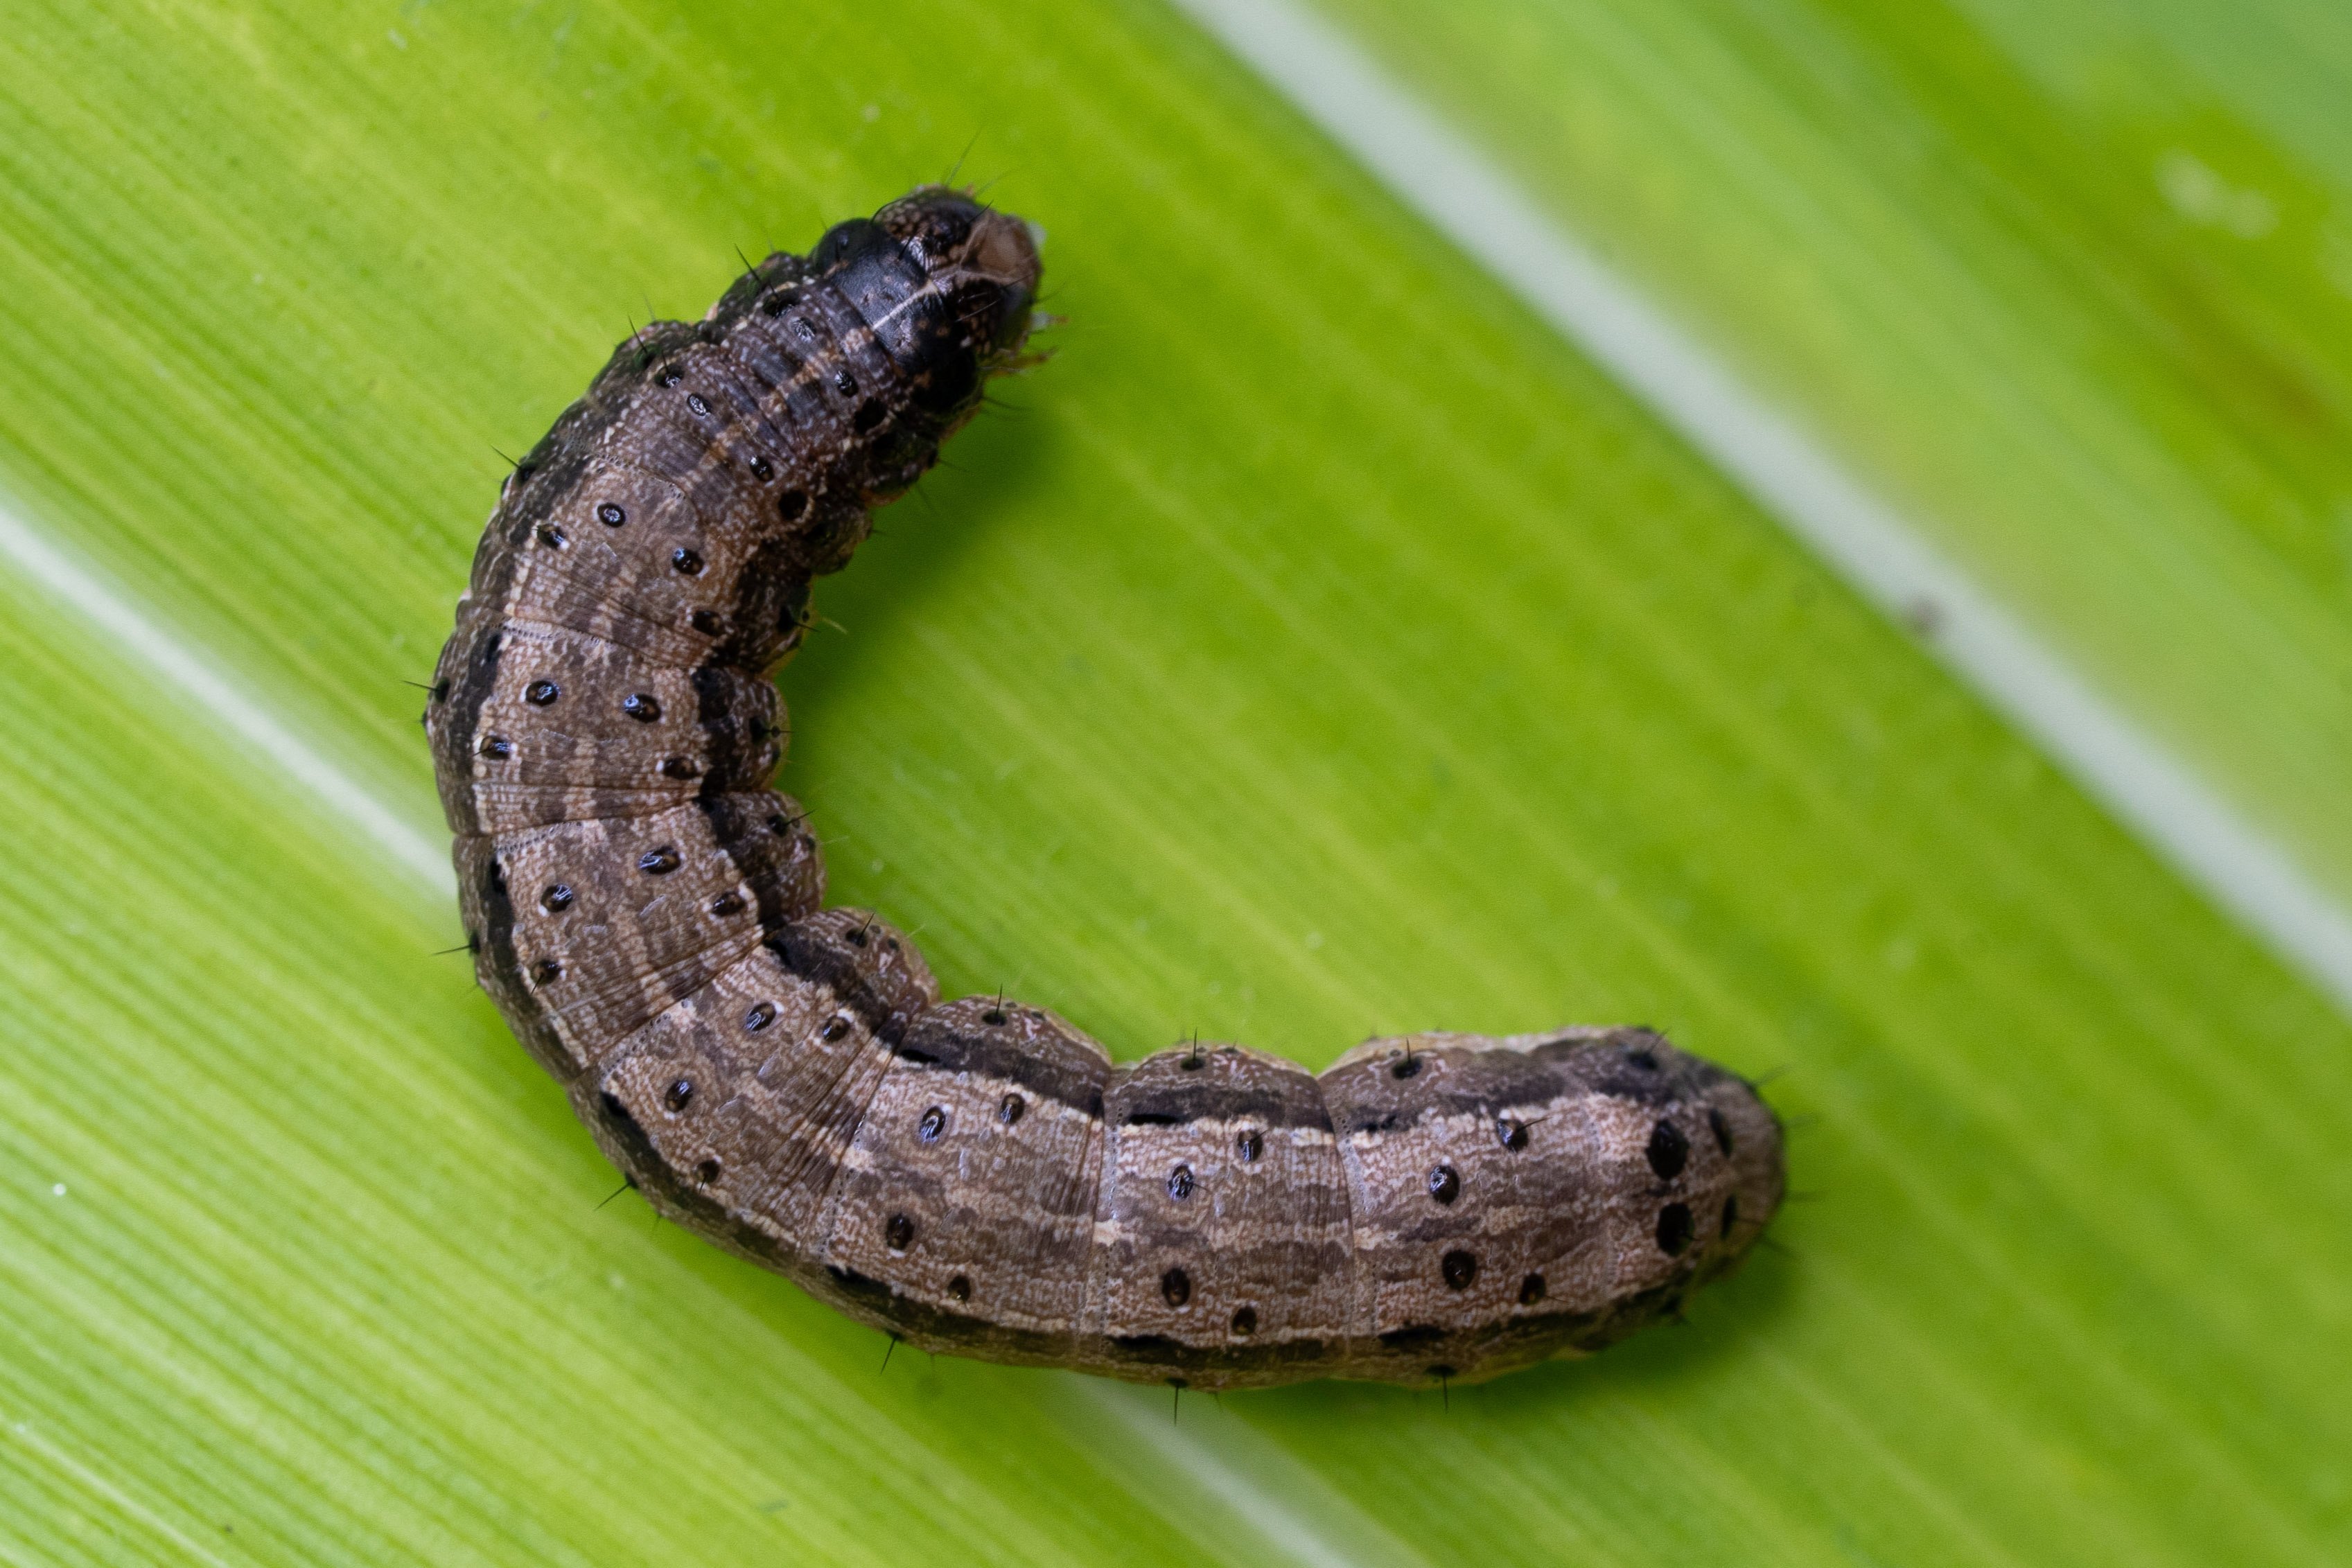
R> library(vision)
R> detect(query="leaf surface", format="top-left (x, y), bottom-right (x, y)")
top-left (0, 3), bottom-right (2344, 1564)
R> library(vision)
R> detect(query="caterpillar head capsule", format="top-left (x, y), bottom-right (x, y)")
top-left (875, 186), bottom-right (1042, 358)
top-left (811, 188), bottom-right (1041, 436)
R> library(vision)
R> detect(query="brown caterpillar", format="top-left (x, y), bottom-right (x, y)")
top-left (424, 188), bottom-right (1784, 1391)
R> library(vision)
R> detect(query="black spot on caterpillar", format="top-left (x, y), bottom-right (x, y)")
top-left (425, 187), bottom-right (1785, 1389)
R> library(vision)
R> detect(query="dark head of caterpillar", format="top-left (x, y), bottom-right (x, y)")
top-left (814, 186), bottom-right (1042, 448)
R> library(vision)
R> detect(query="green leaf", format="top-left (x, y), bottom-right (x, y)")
top-left (0, 2), bottom-right (2344, 1565)
top-left (1314, 0), bottom-right (2352, 906)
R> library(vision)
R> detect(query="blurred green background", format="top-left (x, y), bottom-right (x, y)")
top-left (0, 1), bottom-right (2345, 1563)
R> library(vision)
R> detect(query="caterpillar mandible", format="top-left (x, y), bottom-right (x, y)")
top-left (424, 188), bottom-right (1785, 1391)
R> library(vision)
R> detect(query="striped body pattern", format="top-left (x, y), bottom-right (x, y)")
top-left (425, 189), bottom-right (1784, 1390)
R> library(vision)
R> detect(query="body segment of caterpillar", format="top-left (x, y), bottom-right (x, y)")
top-left (425, 188), bottom-right (1784, 1390)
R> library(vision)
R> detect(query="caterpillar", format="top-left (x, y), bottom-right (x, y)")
top-left (424, 188), bottom-right (1784, 1391)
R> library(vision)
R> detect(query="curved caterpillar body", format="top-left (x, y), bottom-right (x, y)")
top-left (425, 189), bottom-right (1784, 1391)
